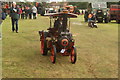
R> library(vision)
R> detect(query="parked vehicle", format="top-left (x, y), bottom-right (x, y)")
top-left (86, 2), bottom-right (110, 23)
top-left (109, 5), bottom-right (120, 23)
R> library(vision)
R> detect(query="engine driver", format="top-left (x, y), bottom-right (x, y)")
top-left (54, 17), bottom-right (63, 30)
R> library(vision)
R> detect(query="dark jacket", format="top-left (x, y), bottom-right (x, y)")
top-left (28, 8), bottom-right (33, 14)
top-left (73, 8), bottom-right (80, 14)
top-left (91, 15), bottom-right (96, 21)
top-left (25, 9), bottom-right (29, 14)
top-left (54, 19), bottom-right (62, 29)
top-left (10, 7), bottom-right (19, 19)
top-left (22, 9), bottom-right (25, 14)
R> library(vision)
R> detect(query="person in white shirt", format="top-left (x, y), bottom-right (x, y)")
top-left (32, 6), bottom-right (37, 19)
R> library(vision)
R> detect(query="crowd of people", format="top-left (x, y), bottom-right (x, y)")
top-left (1, 2), bottom-right (39, 33)
top-left (18, 5), bottom-right (37, 19)
top-left (1, 2), bottom-right (86, 33)
top-left (2, 3), bottom-right (38, 20)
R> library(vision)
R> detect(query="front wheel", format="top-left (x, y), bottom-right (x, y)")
top-left (97, 18), bottom-right (103, 23)
top-left (116, 19), bottom-right (120, 24)
top-left (104, 18), bottom-right (109, 23)
top-left (70, 47), bottom-right (77, 64)
top-left (50, 45), bottom-right (56, 63)
top-left (88, 22), bottom-right (92, 27)
top-left (94, 25), bottom-right (98, 28)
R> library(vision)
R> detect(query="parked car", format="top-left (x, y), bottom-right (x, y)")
top-left (109, 4), bottom-right (120, 23)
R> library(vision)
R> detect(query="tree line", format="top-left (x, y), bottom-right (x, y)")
top-left (68, 2), bottom-right (120, 9)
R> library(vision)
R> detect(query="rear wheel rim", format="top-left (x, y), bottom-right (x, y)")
top-left (50, 45), bottom-right (56, 63)
top-left (41, 40), bottom-right (44, 54)
top-left (71, 49), bottom-right (75, 62)
top-left (70, 47), bottom-right (76, 64)
top-left (51, 47), bottom-right (54, 62)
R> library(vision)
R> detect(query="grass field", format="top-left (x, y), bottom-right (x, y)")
top-left (2, 15), bottom-right (118, 78)
top-left (0, 39), bottom-right (1, 79)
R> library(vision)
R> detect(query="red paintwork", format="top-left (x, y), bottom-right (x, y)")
top-left (40, 33), bottom-right (44, 54)
top-left (44, 13), bottom-right (77, 18)
top-left (50, 46), bottom-right (54, 63)
top-left (61, 39), bottom-right (69, 46)
top-left (110, 8), bottom-right (120, 11)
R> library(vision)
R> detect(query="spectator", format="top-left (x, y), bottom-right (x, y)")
top-left (73, 6), bottom-right (80, 15)
top-left (17, 5), bottom-right (22, 18)
top-left (84, 10), bottom-right (89, 22)
top-left (28, 7), bottom-right (33, 19)
top-left (8, 4), bottom-right (13, 17)
top-left (82, 10), bottom-right (83, 15)
top-left (32, 6), bottom-right (37, 19)
top-left (41, 7), bottom-right (45, 16)
top-left (58, 7), bottom-right (64, 12)
top-left (83, 10), bottom-right (85, 14)
top-left (10, 2), bottom-right (19, 33)
top-left (3, 5), bottom-right (8, 16)
top-left (2, 6), bottom-right (7, 20)
top-left (45, 8), bottom-right (49, 14)
top-left (5, 3), bottom-right (9, 9)
top-left (25, 6), bottom-right (29, 19)
top-left (21, 7), bottom-right (25, 19)
top-left (37, 7), bottom-right (42, 14)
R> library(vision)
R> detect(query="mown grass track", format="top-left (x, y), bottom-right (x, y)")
top-left (2, 15), bottom-right (118, 78)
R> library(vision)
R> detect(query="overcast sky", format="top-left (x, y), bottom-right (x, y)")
top-left (49, 0), bottom-right (63, 2)
top-left (1, 0), bottom-right (119, 2)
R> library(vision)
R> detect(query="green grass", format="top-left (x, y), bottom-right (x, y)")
top-left (0, 40), bottom-right (1, 79)
top-left (2, 15), bottom-right (118, 78)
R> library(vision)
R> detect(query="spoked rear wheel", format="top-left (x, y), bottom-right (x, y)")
top-left (70, 47), bottom-right (77, 64)
top-left (50, 45), bottom-right (56, 63)
top-left (88, 22), bottom-right (91, 27)
top-left (94, 25), bottom-right (98, 28)
top-left (40, 38), bottom-right (48, 55)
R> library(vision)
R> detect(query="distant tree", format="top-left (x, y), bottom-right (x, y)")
top-left (107, 2), bottom-right (119, 8)
top-left (68, 2), bottom-right (119, 9)
top-left (68, 2), bottom-right (88, 9)
top-left (16, 2), bottom-right (34, 7)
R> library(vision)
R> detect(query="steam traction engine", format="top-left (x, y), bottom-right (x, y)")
top-left (39, 12), bottom-right (77, 64)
